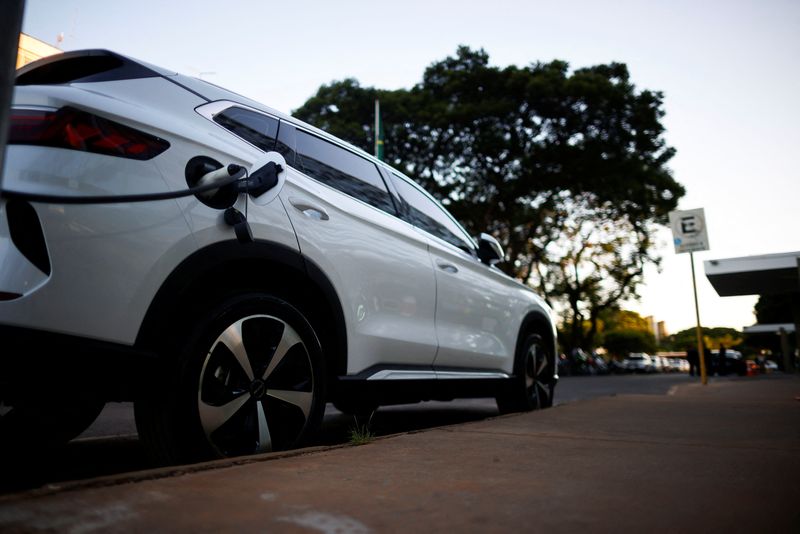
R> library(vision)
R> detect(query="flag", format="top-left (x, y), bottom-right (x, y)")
top-left (374, 99), bottom-right (384, 161)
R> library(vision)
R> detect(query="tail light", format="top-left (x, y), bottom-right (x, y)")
top-left (8, 107), bottom-right (170, 160)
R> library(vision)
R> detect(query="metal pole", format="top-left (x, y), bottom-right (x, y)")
top-left (374, 99), bottom-right (380, 158)
top-left (690, 252), bottom-right (708, 385)
top-left (0, 0), bottom-right (26, 189)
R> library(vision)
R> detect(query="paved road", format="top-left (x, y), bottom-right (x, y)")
top-left (1, 373), bottom-right (697, 494)
top-left (81, 373), bottom-right (697, 439)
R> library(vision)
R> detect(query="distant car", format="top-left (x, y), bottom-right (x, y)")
top-left (650, 356), bottom-right (663, 373)
top-left (623, 353), bottom-right (655, 373)
top-left (712, 349), bottom-right (743, 375)
top-left (590, 354), bottom-right (609, 375)
top-left (609, 358), bottom-right (626, 374)
top-left (677, 359), bottom-right (690, 373)
top-left (764, 360), bottom-right (779, 372)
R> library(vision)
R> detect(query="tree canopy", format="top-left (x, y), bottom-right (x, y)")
top-left (663, 327), bottom-right (743, 351)
top-left (755, 294), bottom-right (796, 324)
top-left (294, 47), bottom-right (685, 351)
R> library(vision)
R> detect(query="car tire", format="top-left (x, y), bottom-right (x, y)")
top-left (0, 394), bottom-right (104, 453)
top-left (496, 333), bottom-right (554, 414)
top-left (135, 293), bottom-right (326, 464)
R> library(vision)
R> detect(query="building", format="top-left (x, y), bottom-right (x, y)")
top-left (657, 321), bottom-right (668, 341)
top-left (17, 33), bottom-right (60, 69)
top-left (644, 316), bottom-right (667, 345)
top-left (705, 251), bottom-right (799, 371)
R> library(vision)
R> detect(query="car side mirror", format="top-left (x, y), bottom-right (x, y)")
top-left (477, 233), bottom-right (504, 265)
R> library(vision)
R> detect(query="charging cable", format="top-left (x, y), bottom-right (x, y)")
top-left (0, 160), bottom-right (283, 244)
top-left (0, 164), bottom-right (246, 204)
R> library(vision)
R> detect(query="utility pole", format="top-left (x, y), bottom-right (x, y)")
top-left (0, 0), bottom-right (26, 189)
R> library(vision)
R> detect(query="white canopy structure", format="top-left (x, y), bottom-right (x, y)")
top-left (705, 251), bottom-right (799, 371)
top-left (704, 252), bottom-right (799, 297)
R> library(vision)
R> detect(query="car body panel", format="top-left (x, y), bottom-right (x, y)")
top-left (279, 167), bottom-right (438, 375)
top-left (426, 233), bottom-right (521, 373)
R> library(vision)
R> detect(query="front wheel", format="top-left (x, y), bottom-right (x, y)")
top-left (496, 334), bottom-right (554, 414)
top-left (135, 294), bottom-right (325, 464)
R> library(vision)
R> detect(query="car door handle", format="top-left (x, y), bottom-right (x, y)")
top-left (436, 262), bottom-right (458, 274)
top-left (288, 197), bottom-right (329, 221)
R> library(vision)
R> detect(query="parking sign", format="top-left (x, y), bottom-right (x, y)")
top-left (669, 208), bottom-right (710, 254)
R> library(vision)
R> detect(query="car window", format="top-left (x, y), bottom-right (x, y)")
top-left (391, 173), bottom-right (474, 252)
top-left (294, 130), bottom-right (395, 214)
top-left (213, 107), bottom-right (278, 152)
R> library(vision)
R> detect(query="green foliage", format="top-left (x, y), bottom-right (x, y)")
top-left (603, 329), bottom-right (656, 358)
top-left (600, 309), bottom-right (652, 335)
top-left (596, 309), bottom-right (655, 356)
top-left (755, 294), bottom-right (795, 324)
top-left (294, 47), bottom-right (685, 352)
top-left (663, 327), bottom-right (743, 351)
top-left (348, 414), bottom-right (375, 446)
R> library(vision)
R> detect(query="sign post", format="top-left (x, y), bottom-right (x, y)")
top-left (0, 1), bottom-right (26, 190)
top-left (669, 208), bottom-right (710, 385)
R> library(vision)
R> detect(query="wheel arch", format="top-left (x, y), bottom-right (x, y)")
top-left (135, 240), bottom-right (348, 386)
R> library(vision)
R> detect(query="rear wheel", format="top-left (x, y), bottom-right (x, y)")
top-left (496, 333), bottom-right (554, 414)
top-left (135, 294), bottom-right (325, 464)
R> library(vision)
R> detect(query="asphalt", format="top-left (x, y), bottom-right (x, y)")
top-left (0, 375), bottom-right (798, 533)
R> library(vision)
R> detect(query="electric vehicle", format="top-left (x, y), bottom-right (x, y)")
top-left (0, 50), bottom-right (557, 462)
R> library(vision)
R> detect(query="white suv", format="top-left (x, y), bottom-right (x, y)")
top-left (0, 50), bottom-right (557, 462)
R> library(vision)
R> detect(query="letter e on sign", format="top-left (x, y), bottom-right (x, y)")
top-left (669, 208), bottom-right (710, 254)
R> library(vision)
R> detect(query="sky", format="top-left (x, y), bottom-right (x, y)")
top-left (21, 0), bottom-right (800, 334)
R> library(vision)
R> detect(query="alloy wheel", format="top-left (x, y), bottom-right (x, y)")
top-left (524, 340), bottom-right (552, 409)
top-left (197, 314), bottom-right (314, 457)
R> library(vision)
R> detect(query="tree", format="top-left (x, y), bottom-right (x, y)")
top-left (294, 47), bottom-right (685, 352)
top-left (664, 327), bottom-right (743, 352)
top-left (596, 309), bottom-right (655, 357)
top-left (755, 294), bottom-right (795, 324)
top-left (603, 330), bottom-right (656, 358)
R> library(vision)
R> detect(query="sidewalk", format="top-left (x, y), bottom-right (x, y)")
top-left (1, 376), bottom-right (798, 533)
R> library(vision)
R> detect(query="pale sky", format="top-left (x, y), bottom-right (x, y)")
top-left (22, 0), bottom-right (800, 334)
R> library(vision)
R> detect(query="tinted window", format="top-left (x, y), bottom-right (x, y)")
top-left (214, 107), bottom-right (278, 152)
top-left (294, 130), bottom-right (394, 214)
top-left (392, 174), bottom-right (473, 251)
top-left (275, 121), bottom-right (296, 166)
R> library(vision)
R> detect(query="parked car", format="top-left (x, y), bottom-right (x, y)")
top-left (0, 50), bottom-right (558, 462)
top-left (672, 358), bottom-right (689, 373)
top-left (711, 349), bottom-right (742, 375)
top-left (745, 360), bottom-right (760, 376)
top-left (589, 353), bottom-right (609, 375)
top-left (623, 353), bottom-right (655, 373)
top-left (608, 358), bottom-right (627, 374)
top-left (764, 360), bottom-right (779, 373)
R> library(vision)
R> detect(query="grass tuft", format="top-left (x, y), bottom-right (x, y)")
top-left (348, 412), bottom-right (375, 445)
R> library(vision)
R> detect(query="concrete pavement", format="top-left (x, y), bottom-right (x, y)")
top-left (1, 375), bottom-right (798, 533)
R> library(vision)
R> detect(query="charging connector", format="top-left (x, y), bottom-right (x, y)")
top-left (196, 164), bottom-right (245, 199)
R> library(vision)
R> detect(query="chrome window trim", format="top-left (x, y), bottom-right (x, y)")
top-left (195, 100), bottom-right (281, 123)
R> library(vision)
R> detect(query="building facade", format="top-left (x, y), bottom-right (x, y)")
top-left (17, 33), bottom-right (61, 69)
